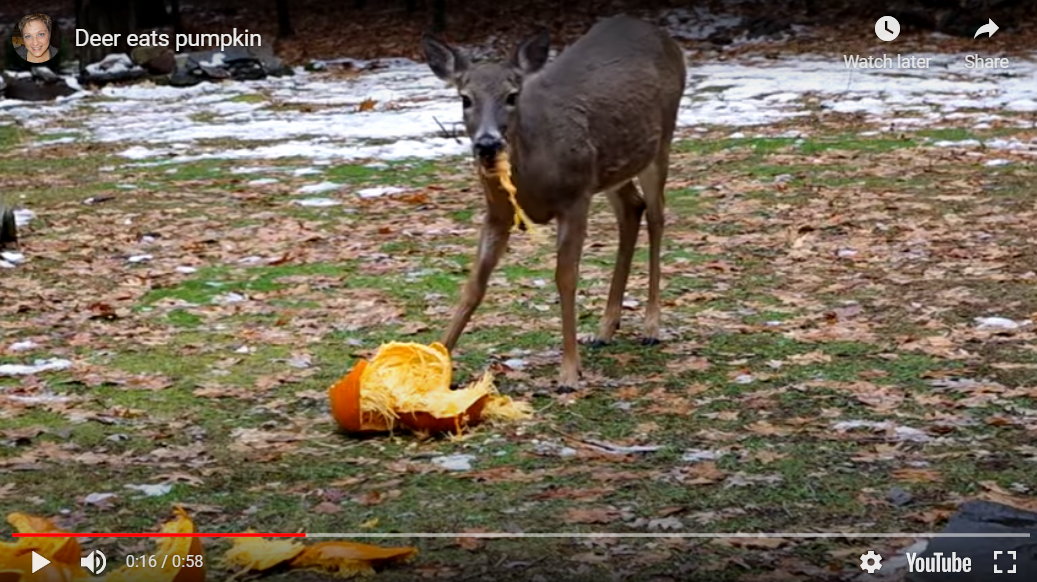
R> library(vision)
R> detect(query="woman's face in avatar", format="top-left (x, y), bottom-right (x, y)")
top-left (22, 20), bottom-right (50, 60)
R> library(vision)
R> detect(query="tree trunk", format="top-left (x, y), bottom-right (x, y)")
top-left (135, 0), bottom-right (170, 29)
top-left (171, 0), bottom-right (183, 37)
top-left (276, 0), bottom-right (294, 38)
top-left (76, 0), bottom-right (137, 69)
top-left (431, 0), bottom-right (446, 33)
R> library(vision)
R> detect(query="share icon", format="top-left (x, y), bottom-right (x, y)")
top-left (974, 19), bottom-right (999, 38)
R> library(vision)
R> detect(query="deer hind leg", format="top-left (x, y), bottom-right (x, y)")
top-left (592, 180), bottom-right (645, 347)
top-left (637, 151), bottom-right (670, 345)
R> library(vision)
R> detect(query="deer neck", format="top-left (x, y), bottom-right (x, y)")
top-left (506, 107), bottom-right (539, 181)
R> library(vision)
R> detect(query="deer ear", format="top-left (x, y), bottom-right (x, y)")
top-left (421, 33), bottom-right (469, 83)
top-left (510, 27), bottom-right (550, 75)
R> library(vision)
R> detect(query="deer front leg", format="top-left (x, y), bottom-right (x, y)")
top-left (555, 199), bottom-right (590, 390)
top-left (442, 214), bottom-right (512, 351)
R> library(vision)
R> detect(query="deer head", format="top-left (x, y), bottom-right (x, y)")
top-left (421, 28), bottom-right (550, 166)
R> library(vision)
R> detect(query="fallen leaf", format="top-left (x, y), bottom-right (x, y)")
top-left (313, 501), bottom-right (341, 514)
top-left (563, 507), bottom-right (622, 524)
top-left (455, 528), bottom-right (486, 551)
top-left (716, 537), bottom-right (787, 549)
top-left (222, 536), bottom-right (306, 571)
top-left (289, 541), bottom-right (418, 577)
top-left (892, 468), bottom-right (942, 483)
top-left (684, 461), bottom-right (727, 485)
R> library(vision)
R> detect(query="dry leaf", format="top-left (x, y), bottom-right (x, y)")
top-left (716, 537), bottom-right (788, 549)
top-left (289, 541), bottom-right (418, 577)
top-left (222, 536), bottom-right (306, 571)
top-left (685, 461), bottom-right (727, 485)
top-left (892, 468), bottom-right (942, 483)
top-left (563, 507), bottom-right (622, 524)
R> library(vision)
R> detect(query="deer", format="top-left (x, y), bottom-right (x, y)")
top-left (421, 15), bottom-right (687, 390)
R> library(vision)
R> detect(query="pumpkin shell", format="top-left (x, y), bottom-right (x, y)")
top-left (397, 393), bottom-right (489, 434)
top-left (328, 360), bottom-right (394, 433)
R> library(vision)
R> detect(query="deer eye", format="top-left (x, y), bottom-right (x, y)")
top-left (505, 92), bottom-right (518, 107)
top-left (461, 95), bottom-right (473, 109)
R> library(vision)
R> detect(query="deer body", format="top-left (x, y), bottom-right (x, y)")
top-left (422, 15), bottom-right (686, 389)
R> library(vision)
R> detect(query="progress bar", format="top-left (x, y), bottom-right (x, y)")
top-left (305, 533), bottom-right (1029, 539)
top-left (13, 533), bottom-right (304, 538)
top-left (12, 532), bottom-right (1029, 539)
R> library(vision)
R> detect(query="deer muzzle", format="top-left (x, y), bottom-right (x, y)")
top-left (473, 134), bottom-right (504, 166)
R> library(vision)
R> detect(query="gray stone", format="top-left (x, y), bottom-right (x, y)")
top-left (905, 500), bottom-right (1037, 582)
top-left (2, 68), bottom-right (76, 101)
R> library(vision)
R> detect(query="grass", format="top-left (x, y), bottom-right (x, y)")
top-left (1, 113), bottom-right (1036, 581)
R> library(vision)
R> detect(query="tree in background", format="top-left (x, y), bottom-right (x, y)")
top-left (276, 0), bottom-right (293, 38)
top-left (74, 0), bottom-right (178, 69)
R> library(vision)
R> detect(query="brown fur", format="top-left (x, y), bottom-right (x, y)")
top-left (422, 15), bottom-right (687, 389)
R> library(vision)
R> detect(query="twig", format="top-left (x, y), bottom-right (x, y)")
top-left (432, 116), bottom-right (462, 143)
top-left (548, 427), bottom-right (661, 455)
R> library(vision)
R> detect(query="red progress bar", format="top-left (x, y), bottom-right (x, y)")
top-left (13, 533), bottom-right (306, 538)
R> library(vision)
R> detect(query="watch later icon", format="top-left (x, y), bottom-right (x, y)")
top-left (876, 16), bottom-right (900, 41)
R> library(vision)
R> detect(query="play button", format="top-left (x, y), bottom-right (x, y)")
top-left (31, 551), bottom-right (50, 574)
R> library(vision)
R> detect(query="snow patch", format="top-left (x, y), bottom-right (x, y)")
top-left (0, 358), bottom-right (73, 376)
top-left (356, 185), bottom-right (405, 198)
top-left (296, 181), bottom-right (341, 194)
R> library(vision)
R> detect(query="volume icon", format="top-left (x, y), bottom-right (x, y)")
top-left (80, 550), bottom-right (107, 574)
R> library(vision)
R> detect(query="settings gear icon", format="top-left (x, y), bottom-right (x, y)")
top-left (859, 550), bottom-right (883, 573)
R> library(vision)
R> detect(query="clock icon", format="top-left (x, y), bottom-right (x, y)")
top-left (876, 16), bottom-right (900, 41)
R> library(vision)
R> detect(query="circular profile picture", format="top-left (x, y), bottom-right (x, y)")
top-left (12, 13), bottom-right (61, 64)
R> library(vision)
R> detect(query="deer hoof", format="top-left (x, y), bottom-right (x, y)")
top-left (556, 384), bottom-right (577, 394)
top-left (640, 336), bottom-right (661, 346)
top-left (588, 338), bottom-right (611, 349)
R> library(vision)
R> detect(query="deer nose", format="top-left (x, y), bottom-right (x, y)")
top-left (473, 135), bottom-right (503, 159)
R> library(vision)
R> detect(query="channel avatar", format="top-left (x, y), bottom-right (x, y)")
top-left (13, 13), bottom-right (58, 63)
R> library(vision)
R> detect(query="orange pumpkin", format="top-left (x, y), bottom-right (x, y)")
top-left (328, 342), bottom-right (532, 436)
top-left (0, 513), bottom-right (88, 582)
top-left (397, 394), bottom-right (489, 435)
top-left (328, 360), bottom-right (392, 433)
top-left (101, 508), bottom-right (206, 582)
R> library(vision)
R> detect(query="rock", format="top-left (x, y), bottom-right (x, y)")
top-left (29, 66), bottom-right (60, 83)
top-left (173, 46), bottom-right (293, 85)
top-left (2, 68), bottom-right (77, 101)
top-left (905, 500), bottom-right (1037, 582)
top-left (78, 53), bottom-right (149, 86)
top-left (131, 46), bottom-right (176, 75)
top-left (86, 53), bottom-right (134, 75)
top-left (743, 16), bottom-right (791, 39)
top-left (886, 486), bottom-right (913, 507)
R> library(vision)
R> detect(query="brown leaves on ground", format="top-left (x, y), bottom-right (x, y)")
top-left (563, 506), bottom-right (623, 525)
top-left (5, 18), bottom-right (1037, 580)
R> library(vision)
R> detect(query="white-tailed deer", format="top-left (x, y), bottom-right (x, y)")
top-left (422, 15), bottom-right (686, 390)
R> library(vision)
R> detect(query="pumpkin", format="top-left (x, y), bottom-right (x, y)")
top-left (0, 562), bottom-right (84, 582)
top-left (222, 537), bottom-right (416, 579)
top-left (0, 513), bottom-right (89, 582)
top-left (327, 360), bottom-right (392, 433)
top-left (101, 508), bottom-right (205, 582)
top-left (480, 151), bottom-right (536, 235)
top-left (328, 342), bottom-right (532, 435)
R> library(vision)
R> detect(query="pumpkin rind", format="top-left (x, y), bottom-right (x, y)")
top-left (328, 342), bottom-right (531, 436)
